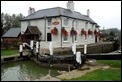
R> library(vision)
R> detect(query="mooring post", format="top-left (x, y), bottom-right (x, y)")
top-left (76, 52), bottom-right (82, 68)
top-left (49, 42), bottom-right (53, 56)
top-left (19, 45), bottom-right (23, 57)
top-left (49, 42), bottom-right (53, 64)
top-left (30, 40), bottom-right (34, 56)
top-left (36, 41), bottom-right (39, 60)
top-left (84, 44), bottom-right (87, 55)
top-left (72, 43), bottom-right (77, 68)
top-left (72, 43), bottom-right (76, 55)
top-left (30, 40), bottom-right (34, 50)
top-left (83, 43), bottom-right (87, 64)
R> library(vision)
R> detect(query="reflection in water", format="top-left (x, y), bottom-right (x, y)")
top-left (1, 59), bottom-right (60, 81)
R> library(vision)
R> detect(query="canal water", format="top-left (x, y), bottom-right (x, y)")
top-left (1, 59), bottom-right (61, 81)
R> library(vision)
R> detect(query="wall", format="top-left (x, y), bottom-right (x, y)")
top-left (30, 19), bottom-right (45, 40)
top-left (54, 42), bottom-right (114, 55)
top-left (21, 16), bottom-right (100, 49)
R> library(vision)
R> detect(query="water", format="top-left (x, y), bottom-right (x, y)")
top-left (1, 59), bottom-right (60, 81)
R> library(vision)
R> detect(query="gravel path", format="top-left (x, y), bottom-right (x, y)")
top-left (56, 65), bottom-right (102, 80)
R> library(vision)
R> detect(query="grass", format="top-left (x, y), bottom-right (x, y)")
top-left (69, 69), bottom-right (121, 81)
top-left (62, 60), bottom-right (121, 81)
top-left (97, 60), bottom-right (121, 68)
top-left (1, 49), bottom-right (19, 57)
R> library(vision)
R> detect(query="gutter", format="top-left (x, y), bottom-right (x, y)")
top-left (44, 16), bottom-right (46, 41)
top-left (58, 7), bottom-right (63, 48)
top-left (20, 15), bottom-right (97, 25)
top-left (59, 16), bottom-right (62, 48)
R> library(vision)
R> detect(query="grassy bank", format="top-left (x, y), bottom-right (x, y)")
top-left (97, 60), bottom-right (121, 68)
top-left (69, 68), bottom-right (121, 81)
top-left (63, 60), bottom-right (121, 81)
top-left (1, 49), bottom-right (18, 57)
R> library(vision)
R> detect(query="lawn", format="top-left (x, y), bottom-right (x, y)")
top-left (97, 60), bottom-right (121, 68)
top-left (1, 49), bottom-right (19, 57)
top-left (69, 68), bottom-right (121, 81)
top-left (63, 60), bottom-right (121, 81)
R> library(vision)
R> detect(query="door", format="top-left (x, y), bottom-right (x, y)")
top-left (47, 33), bottom-right (52, 41)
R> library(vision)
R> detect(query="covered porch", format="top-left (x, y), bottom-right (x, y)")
top-left (21, 26), bottom-right (42, 43)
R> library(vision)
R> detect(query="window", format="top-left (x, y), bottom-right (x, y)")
top-left (63, 36), bottom-right (68, 42)
top-left (63, 18), bottom-right (69, 27)
top-left (47, 33), bottom-right (52, 41)
top-left (47, 18), bottom-right (52, 26)
top-left (74, 20), bottom-right (79, 29)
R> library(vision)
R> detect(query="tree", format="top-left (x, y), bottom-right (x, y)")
top-left (109, 31), bottom-right (115, 41)
top-left (1, 22), bottom-right (3, 37)
top-left (1, 13), bottom-right (24, 34)
top-left (109, 31), bottom-right (115, 37)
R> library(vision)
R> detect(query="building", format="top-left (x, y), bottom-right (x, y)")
top-left (21, 1), bottom-right (100, 49)
top-left (2, 28), bottom-right (21, 44)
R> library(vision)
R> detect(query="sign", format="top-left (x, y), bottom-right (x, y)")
top-left (52, 21), bottom-right (59, 25)
top-left (52, 18), bottom-right (59, 25)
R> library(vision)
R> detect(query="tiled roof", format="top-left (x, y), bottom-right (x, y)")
top-left (24, 26), bottom-right (42, 35)
top-left (2, 28), bottom-right (21, 38)
top-left (21, 7), bottom-right (99, 26)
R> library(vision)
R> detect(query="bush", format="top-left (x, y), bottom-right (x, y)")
top-left (113, 40), bottom-right (120, 51)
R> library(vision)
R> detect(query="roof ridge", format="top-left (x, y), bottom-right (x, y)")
top-left (24, 7), bottom-right (62, 18)
top-left (21, 7), bottom-right (98, 25)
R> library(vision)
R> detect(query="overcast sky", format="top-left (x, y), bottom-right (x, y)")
top-left (1, 1), bottom-right (121, 30)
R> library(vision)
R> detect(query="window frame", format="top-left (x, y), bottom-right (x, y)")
top-left (47, 18), bottom-right (52, 27)
top-left (63, 36), bottom-right (68, 42)
top-left (62, 18), bottom-right (69, 27)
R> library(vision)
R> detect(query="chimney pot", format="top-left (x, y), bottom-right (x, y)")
top-left (87, 9), bottom-right (90, 17)
top-left (28, 7), bottom-right (35, 15)
top-left (67, 1), bottom-right (74, 12)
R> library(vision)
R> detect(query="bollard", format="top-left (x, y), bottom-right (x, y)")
top-left (30, 40), bottom-right (34, 56)
top-left (49, 42), bottom-right (53, 56)
top-left (49, 42), bottom-right (53, 64)
top-left (19, 45), bottom-right (23, 57)
top-left (84, 44), bottom-right (87, 54)
top-left (30, 40), bottom-right (34, 50)
top-left (83, 44), bottom-right (87, 64)
top-left (36, 41), bottom-right (39, 53)
top-left (72, 43), bottom-right (77, 68)
top-left (36, 41), bottom-right (39, 60)
top-left (76, 52), bottom-right (81, 64)
top-left (72, 43), bottom-right (76, 55)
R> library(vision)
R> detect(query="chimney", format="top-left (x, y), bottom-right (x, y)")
top-left (67, 1), bottom-right (74, 12)
top-left (87, 9), bottom-right (90, 17)
top-left (28, 7), bottom-right (35, 15)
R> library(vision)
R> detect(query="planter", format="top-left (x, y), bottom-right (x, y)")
top-left (61, 27), bottom-right (68, 37)
top-left (51, 27), bottom-right (58, 35)
top-left (70, 28), bottom-right (77, 36)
